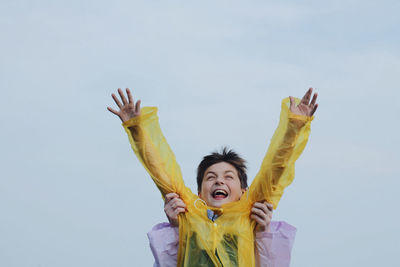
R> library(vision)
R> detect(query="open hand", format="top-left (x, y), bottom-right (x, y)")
top-left (251, 201), bottom-right (273, 232)
top-left (164, 193), bottom-right (187, 227)
top-left (107, 88), bottom-right (141, 122)
top-left (289, 88), bottom-right (318, 117)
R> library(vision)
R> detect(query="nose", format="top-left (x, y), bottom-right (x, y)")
top-left (215, 176), bottom-right (224, 185)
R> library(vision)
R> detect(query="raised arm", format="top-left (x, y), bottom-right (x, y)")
top-left (248, 88), bottom-right (318, 208)
top-left (108, 88), bottom-right (190, 199)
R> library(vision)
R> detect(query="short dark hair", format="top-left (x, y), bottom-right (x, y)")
top-left (196, 147), bottom-right (248, 192)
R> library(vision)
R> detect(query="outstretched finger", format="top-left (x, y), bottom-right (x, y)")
top-left (310, 103), bottom-right (318, 116)
top-left (126, 88), bottom-right (134, 104)
top-left (107, 107), bottom-right (119, 116)
top-left (289, 96), bottom-right (296, 110)
top-left (112, 93), bottom-right (123, 108)
top-left (118, 88), bottom-right (128, 105)
top-left (310, 92), bottom-right (318, 106)
top-left (135, 99), bottom-right (141, 114)
top-left (301, 88), bottom-right (313, 105)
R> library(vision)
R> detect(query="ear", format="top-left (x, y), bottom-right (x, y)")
top-left (241, 188), bottom-right (247, 194)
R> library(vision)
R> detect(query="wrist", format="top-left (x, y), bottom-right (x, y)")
top-left (168, 218), bottom-right (179, 227)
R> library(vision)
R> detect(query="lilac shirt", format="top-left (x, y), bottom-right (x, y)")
top-left (148, 221), bottom-right (296, 267)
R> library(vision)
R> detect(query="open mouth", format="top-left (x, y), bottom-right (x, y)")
top-left (212, 189), bottom-right (228, 200)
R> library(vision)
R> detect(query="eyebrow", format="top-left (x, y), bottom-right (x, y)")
top-left (205, 170), bottom-right (235, 176)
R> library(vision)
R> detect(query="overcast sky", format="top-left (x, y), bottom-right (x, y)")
top-left (1, 1), bottom-right (399, 266)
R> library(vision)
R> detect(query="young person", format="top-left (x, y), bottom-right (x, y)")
top-left (149, 166), bottom-right (297, 267)
top-left (108, 88), bottom-right (317, 266)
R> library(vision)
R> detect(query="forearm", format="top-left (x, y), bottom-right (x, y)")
top-left (126, 125), bottom-right (174, 194)
top-left (269, 115), bottom-right (308, 184)
top-left (123, 107), bottom-right (186, 197)
top-left (249, 98), bottom-right (313, 207)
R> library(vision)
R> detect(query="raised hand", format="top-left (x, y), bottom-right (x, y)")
top-left (289, 88), bottom-right (318, 117)
top-left (164, 193), bottom-right (187, 227)
top-left (107, 88), bottom-right (141, 122)
top-left (251, 201), bottom-right (273, 232)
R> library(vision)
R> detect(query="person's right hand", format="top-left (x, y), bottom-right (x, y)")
top-left (164, 193), bottom-right (187, 227)
top-left (107, 88), bottom-right (141, 122)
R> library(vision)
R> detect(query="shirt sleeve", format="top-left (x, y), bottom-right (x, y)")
top-left (147, 223), bottom-right (179, 267)
top-left (254, 221), bottom-right (297, 267)
top-left (122, 107), bottom-right (190, 200)
top-left (248, 97), bottom-right (313, 208)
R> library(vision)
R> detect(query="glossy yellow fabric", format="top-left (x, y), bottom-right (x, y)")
top-left (123, 97), bottom-right (313, 267)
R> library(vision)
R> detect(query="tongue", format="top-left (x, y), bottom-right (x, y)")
top-left (214, 194), bottom-right (226, 200)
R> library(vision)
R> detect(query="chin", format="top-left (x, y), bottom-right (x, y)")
top-left (208, 199), bottom-right (229, 208)
top-left (210, 202), bottom-right (223, 208)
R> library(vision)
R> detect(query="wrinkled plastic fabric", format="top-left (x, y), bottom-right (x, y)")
top-left (148, 221), bottom-right (297, 267)
top-left (123, 98), bottom-right (313, 267)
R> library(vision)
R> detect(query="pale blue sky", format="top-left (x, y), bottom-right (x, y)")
top-left (1, 1), bottom-right (399, 266)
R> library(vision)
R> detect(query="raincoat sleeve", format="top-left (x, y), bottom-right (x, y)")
top-left (255, 221), bottom-right (297, 267)
top-left (122, 107), bottom-right (188, 199)
top-left (248, 97), bottom-right (313, 208)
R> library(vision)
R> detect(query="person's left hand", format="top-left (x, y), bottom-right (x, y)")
top-left (289, 88), bottom-right (318, 117)
top-left (251, 201), bottom-right (273, 232)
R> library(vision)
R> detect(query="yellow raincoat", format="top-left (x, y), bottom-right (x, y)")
top-left (123, 98), bottom-right (313, 267)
